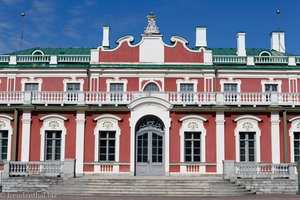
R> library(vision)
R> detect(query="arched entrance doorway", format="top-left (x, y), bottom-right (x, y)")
top-left (135, 115), bottom-right (165, 176)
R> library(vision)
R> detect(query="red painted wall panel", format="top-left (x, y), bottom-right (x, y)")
top-left (0, 78), bottom-right (7, 91)
top-left (164, 43), bottom-right (204, 63)
top-left (29, 112), bottom-right (76, 161)
top-left (224, 113), bottom-right (272, 162)
top-left (164, 78), bottom-right (177, 92)
top-left (170, 165), bottom-right (180, 172)
top-left (99, 42), bottom-right (139, 62)
top-left (120, 165), bottom-right (130, 172)
top-left (169, 112), bottom-right (216, 165)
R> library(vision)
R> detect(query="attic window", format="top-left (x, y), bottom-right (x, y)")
top-left (259, 51), bottom-right (271, 57)
top-left (32, 50), bottom-right (44, 55)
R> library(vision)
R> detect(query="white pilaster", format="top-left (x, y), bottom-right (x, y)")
top-left (76, 111), bottom-right (85, 176)
top-left (21, 111), bottom-right (31, 162)
top-left (271, 112), bottom-right (280, 164)
top-left (216, 112), bottom-right (225, 174)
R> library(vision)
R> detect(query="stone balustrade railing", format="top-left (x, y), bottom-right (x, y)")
top-left (213, 56), bottom-right (247, 64)
top-left (0, 55), bottom-right (299, 65)
top-left (0, 55), bottom-right (10, 62)
top-left (0, 91), bottom-right (300, 107)
top-left (2, 159), bottom-right (75, 180)
top-left (223, 160), bottom-right (297, 180)
top-left (9, 161), bottom-right (63, 176)
top-left (254, 56), bottom-right (288, 64)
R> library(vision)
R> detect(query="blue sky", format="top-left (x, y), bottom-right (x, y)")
top-left (0, 0), bottom-right (299, 54)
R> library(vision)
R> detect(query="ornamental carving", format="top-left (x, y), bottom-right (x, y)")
top-left (103, 121), bottom-right (113, 130)
top-left (49, 121), bottom-right (59, 129)
top-left (144, 12), bottom-right (159, 34)
top-left (0, 121), bottom-right (5, 129)
top-left (297, 123), bottom-right (300, 130)
top-left (242, 122), bottom-right (253, 131)
top-left (188, 122), bottom-right (198, 130)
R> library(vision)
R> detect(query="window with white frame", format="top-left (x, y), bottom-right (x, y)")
top-left (0, 130), bottom-right (8, 161)
top-left (99, 131), bottom-right (116, 161)
top-left (109, 83), bottom-right (124, 101)
top-left (180, 83), bottom-right (195, 102)
top-left (184, 132), bottom-right (201, 162)
top-left (294, 132), bottom-right (300, 162)
top-left (24, 83), bottom-right (39, 91)
top-left (0, 115), bottom-right (13, 161)
top-left (40, 114), bottom-right (67, 161)
top-left (143, 82), bottom-right (160, 92)
top-left (234, 115), bottom-right (261, 163)
top-left (221, 79), bottom-right (240, 102)
top-left (94, 114), bottom-right (121, 172)
top-left (179, 115), bottom-right (207, 173)
top-left (63, 79), bottom-right (84, 102)
top-left (261, 79), bottom-right (282, 102)
top-left (239, 132), bottom-right (256, 162)
top-left (45, 131), bottom-right (62, 161)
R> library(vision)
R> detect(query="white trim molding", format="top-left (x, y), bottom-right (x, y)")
top-left (21, 78), bottom-right (43, 91)
top-left (216, 112), bottom-right (225, 174)
top-left (271, 112), bottom-right (280, 164)
top-left (288, 116), bottom-right (300, 163)
top-left (93, 114), bottom-right (122, 173)
top-left (39, 114), bottom-right (68, 161)
top-left (139, 78), bottom-right (164, 91)
top-left (75, 111), bottom-right (85, 176)
top-left (21, 111), bottom-right (31, 162)
top-left (179, 115), bottom-right (207, 174)
top-left (220, 78), bottom-right (241, 92)
top-left (234, 115), bottom-right (262, 162)
top-left (128, 97), bottom-right (172, 176)
top-left (106, 77), bottom-right (128, 92)
top-left (176, 78), bottom-right (198, 92)
top-left (0, 114), bottom-right (13, 161)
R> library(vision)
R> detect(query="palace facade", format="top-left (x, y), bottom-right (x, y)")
top-left (0, 13), bottom-right (300, 176)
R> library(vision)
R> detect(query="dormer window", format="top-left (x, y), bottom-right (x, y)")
top-left (32, 50), bottom-right (44, 55)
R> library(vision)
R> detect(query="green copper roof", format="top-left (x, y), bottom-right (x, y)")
top-left (8, 47), bottom-right (92, 55)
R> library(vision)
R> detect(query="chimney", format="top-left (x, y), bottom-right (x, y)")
top-left (102, 26), bottom-right (110, 48)
top-left (236, 32), bottom-right (246, 56)
top-left (271, 31), bottom-right (285, 53)
top-left (195, 26), bottom-right (207, 47)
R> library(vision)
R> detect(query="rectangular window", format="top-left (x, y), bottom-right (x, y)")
top-left (264, 84), bottom-right (278, 102)
top-left (66, 83), bottom-right (80, 92)
top-left (45, 131), bottom-right (61, 161)
top-left (24, 83), bottom-right (39, 91)
top-left (184, 132), bottom-right (201, 162)
top-left (180, 83), bottom-right (194, 102)
top-left (0, 131), bottom-right (8, 161)
top-left (99, 131), bottom-right (116, 162)
top-left (66, 83), bottom-right (80, 101)
top-left (240, 132), bottom-right (255, 162)
top-left (294, 132), bottom-right (300, 162)
top-left (109, 83), bottom-right (124, 101)
top-left (265, 84), bottom-right (278, 92)
top-left (224, 83), bottom-right (238, 102)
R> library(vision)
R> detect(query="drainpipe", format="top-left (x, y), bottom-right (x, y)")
top-left (283, 110), bottom-right (288, 163)
top-left (13, 109), bottom-right (19, 161)
top-left (214, 64), bottom-right (218, 92)
top-left (86, 67), bottom-right (91, 92)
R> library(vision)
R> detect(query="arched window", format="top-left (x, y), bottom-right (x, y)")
top-left (143, 83), bottom-right (160, 92)
top-left (234, 115), bottom-right (262, 162)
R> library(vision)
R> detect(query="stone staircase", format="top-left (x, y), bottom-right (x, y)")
top-left (45, 176), bottom-right (253, 196)
top-left (2, 177), bottom-right (63, 193)
top-left (235, 179), bottom-right (298, 194)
